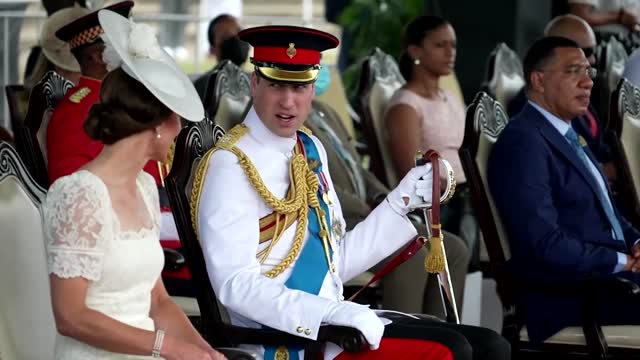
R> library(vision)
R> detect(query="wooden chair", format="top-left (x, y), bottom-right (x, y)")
top-left (460, 91), bottom-right (640, 359)
top-left (481, 43), bottom-right (525, 109)
top-left (203, 60), bottom-right (251, 131)
top-left (165, 118), bottom-right (367, 358)
top-left (4, 72), bottom-right (74, 188)
top-left (4, 84), bottom-right (48, 186)
top-left (0, 142), bottom-right (55, 359)
top-left (607, 78), bottom-right (640, 227)
top-left (356, 47), bottom-right (406, 188)
top-left (23, 71), bottom-right (75, 167)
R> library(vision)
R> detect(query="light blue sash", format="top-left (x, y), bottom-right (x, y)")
top-left (263, 132), bottom-right (333, 360)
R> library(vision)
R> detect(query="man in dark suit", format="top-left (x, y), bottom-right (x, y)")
top-left (508, 14), bottom-right (613, 171)
top-left (488, 36), bottom-right (640, 344)
top-left (306, 99), bottom-right (469, 318)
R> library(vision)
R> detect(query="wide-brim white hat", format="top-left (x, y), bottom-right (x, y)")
top-left (41, 6), bottom-right (91, 72)
top-left (97, 9), bottom-right (203, 122)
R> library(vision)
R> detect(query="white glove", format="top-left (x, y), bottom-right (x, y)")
top-left (322, 301), bottom-right (384, 350)
top-left (387, 164), bottom-right (433, 215)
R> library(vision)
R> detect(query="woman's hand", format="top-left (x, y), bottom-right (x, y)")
top-left (200, 343), bottom-right (227, 360)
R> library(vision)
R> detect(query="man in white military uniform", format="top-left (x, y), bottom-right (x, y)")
top-left (195, 25), bottom-right (510, 360)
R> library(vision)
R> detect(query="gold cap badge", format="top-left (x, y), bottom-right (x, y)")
top-left (287, 43), bottom-right (296, 58)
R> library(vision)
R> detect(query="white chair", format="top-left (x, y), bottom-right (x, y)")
top-left (482, 43), bottom-right (525, 109)
top-left (356, 47), bottom-right (406, 188)
top-left (24, 70), bottom-right (75, 167)
top-left (604, 37), bottom-right (628, 97)
top-left (203, 60), bottom-right (251, 132)
top-left (596, 37), bottom-right (629, 123)
top-left (607, 78), bottom-right (640, 226)
top-left (620, 111), bottom-right (640, 201)
top-left (0, 142), bottom-right (55, 359)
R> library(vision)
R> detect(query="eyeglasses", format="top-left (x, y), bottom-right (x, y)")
top-left (537, 65), bottom-right (598, 80)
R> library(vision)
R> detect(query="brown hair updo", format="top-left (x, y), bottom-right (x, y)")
top-left (84, 67), bottom-right (172, 145)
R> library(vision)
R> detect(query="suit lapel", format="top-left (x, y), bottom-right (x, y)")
top-left (526, 105), bottom-right (604, 205)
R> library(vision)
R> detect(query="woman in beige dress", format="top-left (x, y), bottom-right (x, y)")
top-left (385, 15), bottom-right (479, 266)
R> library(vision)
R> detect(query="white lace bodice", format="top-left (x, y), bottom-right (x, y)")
top-left (44, 170), bottom-right (165, 360)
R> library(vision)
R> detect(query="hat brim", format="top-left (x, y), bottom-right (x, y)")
top-left (255, 65), bottom-right (319, 84)
top-left (41, 45), bottom-right (80, 72)
top-left (41, 7), bottom-right (91, 72)
top-left (98, 9), bottom-right (203, 122)
top-left (55, 1), bottom-right (134, 50)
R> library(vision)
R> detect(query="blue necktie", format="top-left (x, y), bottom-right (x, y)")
top-left (565, 127), bottom-right (625, 241)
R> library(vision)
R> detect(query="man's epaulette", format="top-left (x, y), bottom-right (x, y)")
top-left (298, 126), bottom-right (313, 136)
top-left (68, 87), bottom-right (91, 103)
top-left (215, 124), bottom-right (249, 150)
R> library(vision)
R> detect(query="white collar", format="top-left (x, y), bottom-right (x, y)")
top-left (244, 107), bottom-right (297, 155)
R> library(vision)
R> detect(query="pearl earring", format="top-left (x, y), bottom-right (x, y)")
top-left (155, 130), bottom-right (162, 139)
top-left (414, 58), bottom-right (420, 65)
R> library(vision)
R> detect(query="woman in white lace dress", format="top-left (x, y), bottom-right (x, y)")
top-left (43, 10), bottom-right (225, 360)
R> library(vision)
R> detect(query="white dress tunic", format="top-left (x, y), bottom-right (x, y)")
top-left (198, 108), bottom-right (418, 359)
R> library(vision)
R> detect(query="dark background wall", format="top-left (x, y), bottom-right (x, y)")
top-left (429, 0), bottom-right (553, 103)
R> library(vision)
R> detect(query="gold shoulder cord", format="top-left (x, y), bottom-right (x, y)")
top-left (191, 124), bottom-right (332, 278)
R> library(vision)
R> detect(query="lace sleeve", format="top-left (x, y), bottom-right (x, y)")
top-left (43, 172), bottom-right (113, 281)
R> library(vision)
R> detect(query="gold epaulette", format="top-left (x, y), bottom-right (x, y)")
top-left (216, 124), bottom-right (249, 150)
top-left (190, 123), bottom-right (333, 278)
top-left (190, 124), bottom-right (249, 237)
top-left (299, 126), bottom-right (313, 136)
top-left (68, 87), bottom-right (91, 103)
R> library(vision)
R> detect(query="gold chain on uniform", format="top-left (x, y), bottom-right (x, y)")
top-left (192, 124), bottom-right (333, 278)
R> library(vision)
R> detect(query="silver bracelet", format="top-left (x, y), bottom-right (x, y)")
top-left (152, 329), bottom-right (165, 358)
top-left (439, 158), bottom-right (456, 204)
top-left (413, 157), bottom-right (457, 209)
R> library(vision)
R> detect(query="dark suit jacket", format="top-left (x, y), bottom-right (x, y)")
top-left (508, 89), bottom-right (611, 162)
top-left (488, 103), bottom-right (640, 343)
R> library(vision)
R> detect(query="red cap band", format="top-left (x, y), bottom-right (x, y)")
top-left (253, 46), bottom-right (320, 65)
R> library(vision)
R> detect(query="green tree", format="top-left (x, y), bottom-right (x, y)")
top-left (338, 0), bottom-right (424, 102)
